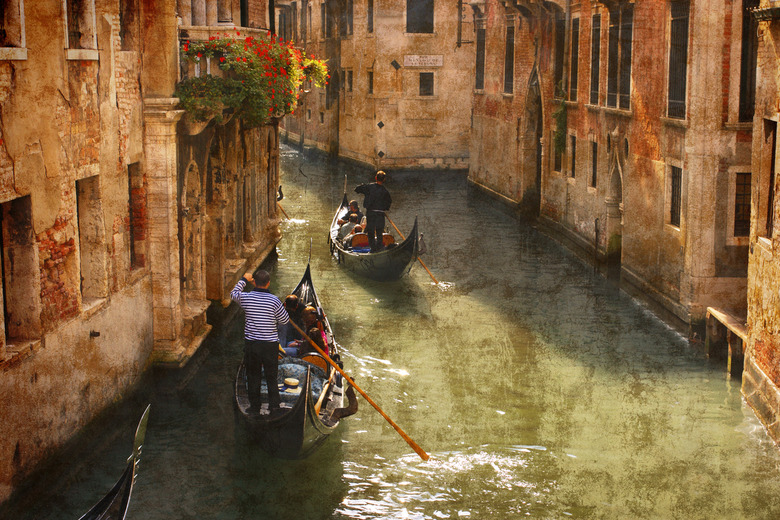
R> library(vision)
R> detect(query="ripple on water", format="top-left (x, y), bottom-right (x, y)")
top-left (334, 445), bottom-right (571, 519)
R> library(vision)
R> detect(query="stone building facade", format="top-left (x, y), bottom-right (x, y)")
top-left (281, 0), bottom-right (473, 170)
top-left (468, 0), bottom-right (755, 332)
top-left (0, 0), bottom-right (282, 502)
top-left (744, 2), bottom-right (780, 445)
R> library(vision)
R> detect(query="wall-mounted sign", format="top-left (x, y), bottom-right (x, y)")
top-left (403, 55), bottom-right (443, 68)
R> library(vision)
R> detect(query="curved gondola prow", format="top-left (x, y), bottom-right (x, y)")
top-left (78, 405), bottom-right (150, 520)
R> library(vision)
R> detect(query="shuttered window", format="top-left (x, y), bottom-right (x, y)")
top-left (734, 172), bottom-right (751, 237)
top-left (591, 141), bottom-right (598, 187)
top-left (570, 18), bottom-right (579, 101)
top-left (670, 166), bottom-right (682, 228)
top-left (767, 120), bottom-right (777, 237)
top-left (570, 136), bottom-right (577, 178)
top-left (590, 14), bottom-right (601, 105)
top-left (554, 15), bottom-right (565, 97)
top-left (607, 5), bottom-right (632, 109)
top-left (476, 26), bottom-right (486, 90)
top-left (668, 1), bottom-right (689, 119)
top-left (504, 24), bottom-right (514, 94)
top-left (739, 0), bottom-right (759, 122)
top-left (407, 0), bottom-right (433, 33)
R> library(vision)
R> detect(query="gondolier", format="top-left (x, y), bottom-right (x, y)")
top-left (231, 269), bottom-right (289, 415)
top-left (355, 170), bottom-right (392, 252)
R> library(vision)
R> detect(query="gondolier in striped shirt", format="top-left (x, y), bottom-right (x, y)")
top-left (231, 269), bottom-right (290, 415)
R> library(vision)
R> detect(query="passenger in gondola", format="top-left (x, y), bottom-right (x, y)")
top-left (278, 294), bottom-right (304, 356)
top-left (299, 305), bottom-right (329, 357)
top-left (342, 224), bottom-right (364, 248)
top-left (338, 200), bottom-right (364, 226)
top-left (337, 213), bottom-right (359, 241)
top-left (355, 171), bottom-right (391, 252)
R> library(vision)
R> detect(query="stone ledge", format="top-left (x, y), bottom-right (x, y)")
top-left (742, 356), bottom-right (780, 445)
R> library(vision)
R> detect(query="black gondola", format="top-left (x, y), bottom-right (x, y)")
top-left (328, 193), bottom-right (419, 281)
top-left (234, 264), bottom-right (357, 459)
top-left (78, 405), bottom-right (150, 520)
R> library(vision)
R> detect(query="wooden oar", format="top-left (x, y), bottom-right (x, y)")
top-left (277, 202), bottom-right (290, 219)
top-left (288, 320), bottom-right (430, 461)
top-left (384, 214), bottom-right (438, 284)
top-left (314, 378), bottom-right (332, 415)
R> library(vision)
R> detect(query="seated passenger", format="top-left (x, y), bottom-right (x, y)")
top-left (337, 213), bottom-right (359, 241)
top-left (279, 294), bottom-right (304, 355)
top-left (297, 305), bottom-right (330, 357)
top-left (338, 200), bottom-right (364, 225)
top-left (342, 225), bottom-right (363, 248)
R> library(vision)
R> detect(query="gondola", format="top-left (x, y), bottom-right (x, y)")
top-left (328, 193), bottom-right (419, 281)
top-left (234, 263), bottom-right (358, 459)
top-left (78, 405), bottom-right (150, 520)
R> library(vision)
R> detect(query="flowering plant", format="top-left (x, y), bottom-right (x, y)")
top-left (176, 32), bottom-right (329, 127)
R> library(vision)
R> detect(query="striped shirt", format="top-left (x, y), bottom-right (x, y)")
top-left (230, 279), bottom-right (290, 341)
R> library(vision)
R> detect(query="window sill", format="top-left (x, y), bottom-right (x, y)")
top-left (726, 236), bottom-right (750, 247)
top-left (757, 236), bottom-right (773, 252)
top-left (585, 103), bottom-right (600, 112)
top-left (502, 92), bottom-right (514, 98)
top-left (564, 100), bottom-right (579, 108)
top-left (724, 122), bottom-right (753, 131)
top-left (566, 175), bottom-right (576, 185)
top-left (474, 88), bottom-right (485, 95)
top-left (1, 339), bottom-right (43, 371)
top-left (404, 32), bottom-right (437, 37)
top-left (0, 47), bottom-right (27, 60)
top-left (66, 48), bottom-right (99, 61)
top-left (665, 223), bottom-right (682, 235)
top-left (410, 95), bottom-right (438, 100)
top-left (661, 116), bottom-right (688, 129)
top-left (587, 185), bottom-right (597, 194)
top-left (603, 106), bottom-right (633, 118)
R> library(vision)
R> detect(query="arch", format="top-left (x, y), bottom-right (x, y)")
top-left (605, 127), bottom-right (624, 279)
top-left (520, 68), bottom-right (543, 216)
top-left (180, 161), bottom-right (205, 302)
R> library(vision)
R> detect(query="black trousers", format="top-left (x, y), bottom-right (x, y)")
top-left (365, 212), bottom-right (385, 251)
top-left (245, 339), bottom-right (280, 409)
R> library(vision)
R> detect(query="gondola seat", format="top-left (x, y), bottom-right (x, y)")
top-left (349, 233), bottom-right (369, 248)
top-left (301, 353), bottom-right (330, 373)
top-left (382, 234), bottom-right (395, 246)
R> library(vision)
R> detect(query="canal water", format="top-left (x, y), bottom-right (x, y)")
top-left (3, 144), bottom-right (780, 519)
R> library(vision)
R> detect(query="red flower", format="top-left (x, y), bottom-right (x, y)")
top-left (220, 57), bottom-right (225, 62)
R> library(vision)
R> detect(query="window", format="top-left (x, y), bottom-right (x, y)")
top-left (77, 176), bottom-right (107, 298)
top-left (570, 136), bottom-right (577, 178)
top-left (591, 140), bottom-right (598, 187)
top-left (739, 0), bottom-right (759, 122)
top-left (607, 4), bottom-right (633, 109)
top-left (65, 0), bottom-right (96, 51)
top-left (734, 172), bottom-right (751, 236)
top-left (306, 108), bottom-right (311, 121)
top-left (128, 163), bottom-right (145, 268)
top-left (319, 111), bottom-right (324, 124)
top-left (0, 0), bottom-right (25, 52)
top-left (320, 3), bottom-right (326, 39)
top-left (368, 70), bottom-right (373, 94)
top-left (670, 165), bottom-right (682, 227)
top-left (570, 18), bottom-right (579, 101)
top-left (340, 0), bottom-right (353, 36)
top-left (590, 14), bottom-right (601, 104)
top-left (553, 131), bottom-right (562, 173)
top-left (419, 72), bottom-right (434, 96)
top-left (368, 0), bottom-right (374, 33)
top-left (308, 5), bottom-right (312, 41)
top-left (407, 0), bottom-right (433, 33)
top-left (1, 196), bottom-right (41, 349)
top-left (347, 70), bottom-right (353, 92)
top-left (119, 0), bottom-right (138, 51)
top-left (554, 14), bottom-right (565, 97)
top-left (764, 120), bottom-right (777, 237)
top-left (668, 1), bottom-right (689, 119)
top-left (504, 22), bottom-right (514, 94)
top-left (475, 23), bottom-right (485, 90)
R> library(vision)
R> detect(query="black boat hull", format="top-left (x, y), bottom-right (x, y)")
top-left (329, 194), bottom-right (419, 281)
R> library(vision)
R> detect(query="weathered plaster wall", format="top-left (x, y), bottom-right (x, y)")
top-left (470, 0), bottom-right (749, 328)
top-left (744, 7), bottom-right (780, 445)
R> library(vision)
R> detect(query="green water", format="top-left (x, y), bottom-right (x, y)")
top-left (2, 145), bottom-right (779, 520)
